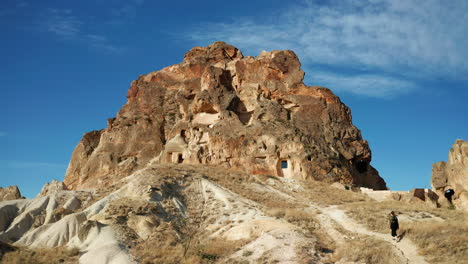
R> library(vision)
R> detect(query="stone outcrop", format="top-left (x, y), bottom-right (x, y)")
top-left (64, 42), bottom-right (387, 190)
top-left (431, 139), bottom-right (468, 210)
top-left (38, 180), bottom-right (68, 196)
top-left (0, 186), bottom-right (22, 201)
top-left (405, 188), bottom-right (439, 208)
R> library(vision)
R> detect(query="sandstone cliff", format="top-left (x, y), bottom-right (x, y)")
top-left (0, 186), bottom-right (22, 201)
top-left (432, 139), bottom-right (468, 210)
top-left (63, 42), bottom-right (386, 190)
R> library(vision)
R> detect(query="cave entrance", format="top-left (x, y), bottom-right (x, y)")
top-left (177, 153), bottom-right (184, 164)
top-left (228, 97), bottom-right (252, 125)
top-left (277, 159), bottom-right (291, 178)
top-left (444, 189), bottom-right (455, 203)
top-left (356, 159), bottom-right (368, 173)
top-left (166, 152), bottom-right (183, 163)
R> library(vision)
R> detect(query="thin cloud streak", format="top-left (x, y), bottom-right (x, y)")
top-left (311, 72), bottom-right (417, 98)
top-left (108, 0), bottom-right (145, 25)
top-left (42, 8), bottom-right (123, 53)
top-left (0, 132), bottom-right (7, 137)
top-left (187, 0), bottom-right (468, 98)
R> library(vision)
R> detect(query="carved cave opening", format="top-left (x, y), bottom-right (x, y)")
top-left (444, 189), bottom-right (455, 203)
top-left (166, 152), bottom-right (184, 164)
top-left (355, 159), bottom-right (368, 173)
top-left (228, 97), bottom-right (252, 125)
top-left (277, 159), bottom-right (291, 178)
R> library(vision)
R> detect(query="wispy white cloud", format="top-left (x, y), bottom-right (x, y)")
top-left (108, 0), bottom-right (145, 24)
top-left (45, 9), bottom-right (81, 38)
top-left (42, 8), bottom-right (123, 53)
top-left (311, 72), bottom-right (417, 98)
top-left (187, 0), bottom-right (468, 98)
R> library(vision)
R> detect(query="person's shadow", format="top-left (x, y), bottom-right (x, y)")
top-left (397, 230), bottom-right (407, 242)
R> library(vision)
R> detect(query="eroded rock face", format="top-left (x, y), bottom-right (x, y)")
top-left (64, 42), bottom-right (387, 190)
top-left (38, 180), bottom-right (68, 197)
top-left (405, 188), bottom-right (439, 208)
top-left (0, 186), bottom-right (22, 201)
top-left (431, 139), bottom-right (468, 210)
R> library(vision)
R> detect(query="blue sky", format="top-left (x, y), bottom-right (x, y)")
top-left (1, 0), bottom-right (467, 198)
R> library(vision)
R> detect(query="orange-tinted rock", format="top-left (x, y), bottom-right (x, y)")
top-left (64, 42), bottom-right (387, 190)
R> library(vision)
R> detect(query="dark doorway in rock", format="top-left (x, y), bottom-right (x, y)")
top-left (281, 160), bottom-right (288, 169)
top-left (277, 159), bottom-right (291, 177)
top-left (228, 97), bottom-right (252, 125)
top-left (177, 153), bottom-right (184, 164)
top-left (444, 189), bottom-right (455, 203)
top-left (356, 160), bottom-right (368, 173)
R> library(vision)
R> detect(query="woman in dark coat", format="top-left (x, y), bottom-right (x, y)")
top-left (388, 211), bottom-right (399, 241)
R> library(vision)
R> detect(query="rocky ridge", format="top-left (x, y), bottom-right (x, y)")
top-left (432, 139), bottom-right (468, 210)
top-left (0, 186), bottom-right (22, 202)
top-left (64, 42), bottom-right (386, 191)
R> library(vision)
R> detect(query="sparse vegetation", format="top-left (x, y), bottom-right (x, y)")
top-left (332, 235), bottom-right (400, 264)
top-left (343, 200), bottom-right (468, 263)
top-left (1, 246), bottom-right (80, 264)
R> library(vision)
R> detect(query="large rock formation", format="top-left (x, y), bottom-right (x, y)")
top-left (431, 139), bottom-right (468, 210)
top-left (63, 42), bottom-right (386, 190)
top-left (0, 186), bottom-right (22, 202)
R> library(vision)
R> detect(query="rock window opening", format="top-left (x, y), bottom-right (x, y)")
top-left (356, 160), bottom-right (368, 173)
top-left (281, 160), bottom-right (288, 169)
top-left (177, 153), bottom-right (184, 164)
top-left (277, 159), bottom-right (291, 178)
top-left (444, 189), bottom-right (455, 203)
top-left (307, 156), bottom-right (312, 161)
top-left (228, 97), bottom-right (253, 125)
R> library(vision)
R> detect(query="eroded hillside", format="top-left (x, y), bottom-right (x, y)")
top-left (2, 164), bottom-right (466, 263)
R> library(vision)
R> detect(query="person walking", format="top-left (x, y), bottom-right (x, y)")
top-left (388, 211), bottom-right (399, 241)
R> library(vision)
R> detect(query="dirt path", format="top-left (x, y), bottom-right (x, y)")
top-left (315, 205), bottom-right (428, 264)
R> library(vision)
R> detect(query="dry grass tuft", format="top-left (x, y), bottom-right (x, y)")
top-left (1, 246), bottom-right (79, 264)
top-left (343, 200), bottom-right (468, 263)
top-left (405, 222), bottom-right (468, 264)
top-left (198, 237), bottom-right (250, 262)
top-left (332, 236), bottom-right (400, 264)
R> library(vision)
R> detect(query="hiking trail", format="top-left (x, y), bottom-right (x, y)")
top-left (312, 204), bottom-right (428, 264)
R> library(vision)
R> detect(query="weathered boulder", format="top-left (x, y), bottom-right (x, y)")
top-left (431, 139), bottom-right (468, 210)
top-left (64, 42), bottom-right (387, 190)
top-left (405, 188), bottom-right (439, 208)
top-left (0, 186), bottom-right (22, 201)
top-left (38, 180), bottom-right (68, 196)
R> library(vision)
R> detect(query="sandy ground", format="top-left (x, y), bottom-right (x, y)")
top-left (1, 166), bottom-right (435, 264)
top-left (315, 205), bottom-right (428, 264)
